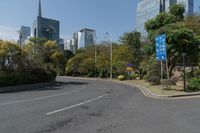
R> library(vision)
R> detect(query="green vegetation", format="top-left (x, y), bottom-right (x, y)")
top-left (188, 78), bottom-right (200, 91)
top-left (142, 4), bottom-right (200, 89)
top-left (0, 38), bottom-right (73, 87)
top-left (118, 75), bottom-right (125, 81)
top-left (1, 4), bottom-right (200, 92)
top-left (64, 4), bottom-right (200, 90)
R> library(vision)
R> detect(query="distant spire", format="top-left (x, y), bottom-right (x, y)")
top-left (38, 0), bottom-right (42, 17)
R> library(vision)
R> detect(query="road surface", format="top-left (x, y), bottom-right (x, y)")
top-left (0, 77), bottom-right (200, 133)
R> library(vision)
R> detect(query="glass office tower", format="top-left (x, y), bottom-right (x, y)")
top-left (166, 0), bottom-right (194, 15)
top-left (136, 0), bottom-right (194, 37)
top-left (33, 0), bottom-right (60, 43)
top-left (17, 26), bottom-right (31, 45)
top-left (136, 0), bottom-right (161, 37)
top-left (78, 28), bottom-right (96, 49)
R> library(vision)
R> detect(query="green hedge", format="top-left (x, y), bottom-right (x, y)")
top-left (0, 69), bottom-right (56, 87)
top-left (188, 77), bottom-right (200, 91)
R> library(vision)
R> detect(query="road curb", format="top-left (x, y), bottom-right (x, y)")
top-left (109, 80), bottom-right (200, 99)
top-left (61, 76), bottom-right (200, 99)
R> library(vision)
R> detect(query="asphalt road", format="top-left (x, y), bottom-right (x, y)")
top-left (0, 76), bottom-right (200, 133)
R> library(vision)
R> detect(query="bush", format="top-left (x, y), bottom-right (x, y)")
top-left (148, 76), bottom-right (161, 85)
top-left (147, 68), bottom-right (161, 85)
top-left (0, 69), bottom-right (56, 87)
top-left (131, 73), bottom-right (139, 79)
top-left (118, 75), bottom-right (125, 81)
top-left (99, 70), bottom-right (106, 78)
top-left (188, 78), bottom-right (200, 91)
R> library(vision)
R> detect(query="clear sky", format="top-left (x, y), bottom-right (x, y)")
top-left (0, 0), bottom-right (199, 42)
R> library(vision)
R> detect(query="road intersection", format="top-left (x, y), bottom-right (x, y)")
top-left (0, 77), bottom-right (200, 133)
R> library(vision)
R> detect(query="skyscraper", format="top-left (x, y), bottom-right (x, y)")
top-left (77, 28), bottom-right (96, 49)
top-left (165, 0), bottom-right (194, 15)
top-left (136, 0), bottom-right (194, 37)
top-left (65, 40), bottom-right (75, 54)
top-left (59, 38), bottom-right (64, 51)
top-left (136, 0), bottom-right (161, 37)
top-left (17, 26), bottom-right (31, 46)
top-left (33, 0), bottom-right (60, 43)
top-left (73, 32), bottom-right (79, 52)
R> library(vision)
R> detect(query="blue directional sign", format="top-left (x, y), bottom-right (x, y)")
top-left (127, 63), bottom-right (133, 67)
top-left (155, 34), bottom-right (167, 61)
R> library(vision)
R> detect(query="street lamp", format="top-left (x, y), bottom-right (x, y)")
top-left (106, 32), bottom-right (112, 80)
top-left (94, 37), bottom-right (98, 79)
top-left (182, 53), bottom-right (186, 91)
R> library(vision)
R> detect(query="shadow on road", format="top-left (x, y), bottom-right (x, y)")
top-left (32, 81), bottom-right (89, 92)
top-left (1, 81), bottom-right (89, 94)
top-left (58, 81), bottom-right (88, 86)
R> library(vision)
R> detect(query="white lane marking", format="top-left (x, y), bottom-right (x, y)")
top-left (0, 85), bottom-right (86, 106)
top-left (46, 94), bottom-right (108, 115)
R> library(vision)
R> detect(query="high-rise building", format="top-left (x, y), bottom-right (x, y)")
top-left (165, 0), bottom-right (194, 15)
top-left (17, 26), bottom-right (31, 46)
top-left (136, 0), bottom-right (194, 37)
top-left (73, 32), bottom-right (79, 52)
top-left (65, 40), bottom-right (75, 54)
top-left (77, 28), bottom-right (96, 49)
top-left (33, 0), bottom-right (60, 43)
top-left (59, 38), bottom-right (64, 51)
top-left (136, 0), bottom-right (162, 37)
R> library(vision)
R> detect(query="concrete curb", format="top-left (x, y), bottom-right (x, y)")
top-left (111, 80), bottom-right (200, 99)
top-left (0, 81), bottom-right (57, 94)
top-left (61, 76), bottom-right (200, 99)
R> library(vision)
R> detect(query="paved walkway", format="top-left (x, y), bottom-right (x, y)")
top-left (63, 76), bottom-right (200, 99)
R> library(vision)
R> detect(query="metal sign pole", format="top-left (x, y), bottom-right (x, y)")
top-left (156, 34), bottom-right (167, 94)
top-left (161, 60), bottom-right (164, 94)
top-left (166, 58), bottom-right (170, 80)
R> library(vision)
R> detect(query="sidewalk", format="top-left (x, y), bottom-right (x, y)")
top-left (60, 76), bottom-right (200, 99)
top-left (114, 80), bottom-right (200, 99)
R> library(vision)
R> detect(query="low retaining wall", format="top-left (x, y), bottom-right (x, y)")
top-left (0, 82), bottom-right (57, 94)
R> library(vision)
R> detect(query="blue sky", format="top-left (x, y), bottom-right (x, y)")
top-left (0, 0), bottom-right (199, 42)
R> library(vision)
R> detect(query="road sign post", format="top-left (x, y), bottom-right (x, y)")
top-left (155, 34), bottom-right (167, 94)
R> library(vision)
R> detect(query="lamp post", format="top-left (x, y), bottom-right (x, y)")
top-left (94, 38), bottom-right (97, 79)
top-left (106, 32), bottom-right (112, 80)
top-left (182, 53), bottom-right (186, 91)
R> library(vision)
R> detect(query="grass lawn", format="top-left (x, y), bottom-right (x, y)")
top-left (125, 80), bottom-right (188, 96)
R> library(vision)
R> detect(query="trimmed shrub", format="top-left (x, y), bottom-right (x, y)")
top-left (0, 69), bottom-right (56, 87)
top-left (131, 73), bottom-right (139, 79)
top-left (99, 70), bottom-right (106, 78)
top-left (148, 75), bottom-right (161, 85)
top-left (147, 69), bottom-right (161, 85)
top-left (188, 78), bottom-right (200, 91)
top-left (118, 75), bottom-right (125, 81)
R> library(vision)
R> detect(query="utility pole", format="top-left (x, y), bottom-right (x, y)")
top-left (106, 32), bottom-right (112, 80)
top-left (182, 53), bottom-right (186, 91)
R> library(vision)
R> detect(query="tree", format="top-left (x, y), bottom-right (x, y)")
top-left (185, 14), bottom-right (200, 35)
top-left (169, 4), bottom-right (185, 21)
top-left (144, 4), bottom-right (200, 76)
top-left (0, 41), bottom-right (27, 72)
top-left (113, 44), bottom-right (134, 75)
top-left (66, 53), bottom-right (85, 76)
top-left (63, 50), bottom-right (74, 63)
top-left (119, 31), bottom-right (142, 70)
top-left (24, 39), bottom-right (64, 74)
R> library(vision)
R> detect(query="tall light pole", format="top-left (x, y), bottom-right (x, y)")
top-left (106, 32), bottom-right (112, 80)
top-left (94, 37), bottom-right (98, 79)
